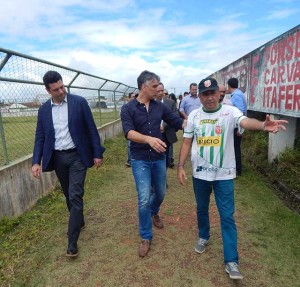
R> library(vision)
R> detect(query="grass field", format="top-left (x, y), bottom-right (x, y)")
top-left (0, 110), bottom-right (120, 166)
top-left (0, 134), bottom-right (299, 287)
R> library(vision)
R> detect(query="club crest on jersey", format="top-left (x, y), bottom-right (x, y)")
top-left (215, 125), bottom-right (222, 135)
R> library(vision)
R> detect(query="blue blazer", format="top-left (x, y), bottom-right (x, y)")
top-left (32, 93), bottom-right (105, 172)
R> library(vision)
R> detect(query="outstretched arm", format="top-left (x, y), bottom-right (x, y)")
top-left (240, 115), bottom-right (288, 134)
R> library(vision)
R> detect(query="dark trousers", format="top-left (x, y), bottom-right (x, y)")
top-left (53, 149), bottom-right (87, 244)
top-left (162, 133), bottom-right (171, 168)
top-left (233, 128), bottom-right (242, 175)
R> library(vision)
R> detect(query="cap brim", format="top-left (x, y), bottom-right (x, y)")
top-left (198, 86), bottom-right (218, 94)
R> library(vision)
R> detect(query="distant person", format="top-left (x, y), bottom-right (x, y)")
top-left (167, 91), bottom-right (178, 168)
top-left (121, 70), bottom-right (185, 258)
top-left (125, 92), bottom-right (136, 167)
top-left (179, 83), bottom-right (201, 119)
top-left (177, 77), bottom-right (288, 280)
top-left (169, 93), bottom-right (177, 105)
top-left (177, 94), bottom-right (183, 109)
top-left (157, 85), bottom-right (178, 169)
top-left (218, 84), bottom-right (226, 103)
top-left (219, 84), bottom-right (232, 105)
top-left (227, 78), bottom-right (247, 176)
top-left (32, 71), bottom-right (106, 258)
top-left (183, 91), bottom-right (189, 97)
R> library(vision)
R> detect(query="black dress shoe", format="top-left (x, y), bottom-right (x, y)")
top-left (66, 243), bottom-right (78, 257)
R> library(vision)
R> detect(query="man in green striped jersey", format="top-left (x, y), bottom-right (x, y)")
top-left (177, 77), bottom-right (288, 280)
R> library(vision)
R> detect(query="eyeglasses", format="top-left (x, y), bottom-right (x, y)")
top-left (219, 91), bottom-right (226, 93)
top-left (164, 93), bottom-right (168, 95)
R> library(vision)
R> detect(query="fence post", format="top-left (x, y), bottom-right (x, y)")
top-left (0, 108), bottom-right (9, 164)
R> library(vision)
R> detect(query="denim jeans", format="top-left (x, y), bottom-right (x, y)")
top-left (131, 157), bottom-right (166, 240)
top-left (192, 177), bottom-right (238, 264)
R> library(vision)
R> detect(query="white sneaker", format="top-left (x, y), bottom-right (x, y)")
top-left (194, 238), bottom-right (208, 253)
top-left (225, 262), bottom-right (243, 280)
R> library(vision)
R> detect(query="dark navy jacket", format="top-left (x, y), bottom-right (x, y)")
top-left (32, 93), bottom-right (105, 172)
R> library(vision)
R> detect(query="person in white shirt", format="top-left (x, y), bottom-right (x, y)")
top-left (177, 77), bottom-right (288, 280)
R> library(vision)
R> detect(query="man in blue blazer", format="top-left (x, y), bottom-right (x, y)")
top-left (32, 71), bottom-right (105, 257)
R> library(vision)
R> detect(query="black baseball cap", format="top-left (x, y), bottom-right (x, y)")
top-left (198, 77), bottom-right (219, 94)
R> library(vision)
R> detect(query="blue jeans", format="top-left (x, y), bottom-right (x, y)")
top-left (192, 177), bottom-right (238, 264)
top-left (131, 157), bottom-right (166, 240)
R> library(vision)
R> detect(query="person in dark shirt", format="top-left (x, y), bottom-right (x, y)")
top-left (159, 87), bottom-right (178, 168)
top-left (32, 71), bottom-right (105, 258)
top-left (125, 92), bottom-right (136, 167)
top-left (227, 78), bottom-right (247, 176)
top-left (121, 70), bottom-right (185, 257)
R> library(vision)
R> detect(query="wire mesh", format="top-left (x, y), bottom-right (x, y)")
top-left (0, 48), bottom-right (137, 166)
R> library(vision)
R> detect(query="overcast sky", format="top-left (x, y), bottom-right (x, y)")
top-left (0, 0), bottom-right (299, 94)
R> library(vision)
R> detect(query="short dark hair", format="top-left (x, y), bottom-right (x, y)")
top-left (169, 93), bottom-right (177, 102)
top-left (137, 70), bottom-right (160, 90)
top-left (227, 78), bottom-right (238, 89)
top-left (183, 91), bottom-right (189, 96)
top-left (43, 71), bottom-right (63, 90)
top-left (190, 83), bottom-right (197, 89)
top-left (128, 92), bottom-right (135, 98)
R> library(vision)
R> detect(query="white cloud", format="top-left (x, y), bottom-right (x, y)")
top-left (267, 8), bottom-right (298, 20)
top-left (1, 0), bottom-right (299, 95)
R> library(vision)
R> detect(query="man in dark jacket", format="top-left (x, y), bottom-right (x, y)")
top-left (32, 71), bottom-right (105, 258)
top-left (156, 84), bottom-right (178, 168)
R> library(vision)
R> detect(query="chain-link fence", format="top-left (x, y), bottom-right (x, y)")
top-left (0, 48), bottom-right (138, 166)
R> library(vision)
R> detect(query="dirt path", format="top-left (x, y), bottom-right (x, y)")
top-left (1, 135), bottom-right (299, 287)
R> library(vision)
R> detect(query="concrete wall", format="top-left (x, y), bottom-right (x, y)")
top-left (211, 24), bottom-right (300, 118)
top-left (211, 24), bottom-right (300, 162)
top-left (0, 156), bottom-right (57, 218)
top-left (268, 115), bottom-right (297, 162)
top-left (98, 119), bottom-right (123, 145)
top-left (0, 119), bottom-right (123, 219)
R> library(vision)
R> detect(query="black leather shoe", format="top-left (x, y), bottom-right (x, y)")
top-left (66, 243), bottom-right (78, 257)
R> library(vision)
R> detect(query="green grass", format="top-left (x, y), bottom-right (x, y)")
top-left (0, 134), bottom-right (299, 286)
top-left (0, 111), bottom-right (120, 166)
top-left (242, 130), bottom-right (300, 210)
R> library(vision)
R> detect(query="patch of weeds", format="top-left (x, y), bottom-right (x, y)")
top-left (242, 130), bottom-right (300, 212)
top-left (0, 217), bottom-right (21, 236)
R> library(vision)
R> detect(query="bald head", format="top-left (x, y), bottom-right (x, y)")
top-left (218, 84), bottom-right (226, 103)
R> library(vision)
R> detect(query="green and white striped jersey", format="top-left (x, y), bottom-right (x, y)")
top-left (184, 104), bottom-right (246, 181)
